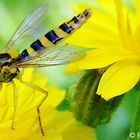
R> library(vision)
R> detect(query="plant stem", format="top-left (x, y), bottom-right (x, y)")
top-left (128, 92), bottom-right (140, 140)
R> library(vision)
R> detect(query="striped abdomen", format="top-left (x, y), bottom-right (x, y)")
top-left (17, 9), bottom-right (92, 61)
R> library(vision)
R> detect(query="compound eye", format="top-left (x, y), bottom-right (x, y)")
top-left (0, 53), bottom-right (11, 63)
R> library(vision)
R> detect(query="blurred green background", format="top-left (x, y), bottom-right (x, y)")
top-left (0, 0), bottom-right (137, 140)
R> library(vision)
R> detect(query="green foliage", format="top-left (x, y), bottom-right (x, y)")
top-left (68, 70), bottom-right (124, 127)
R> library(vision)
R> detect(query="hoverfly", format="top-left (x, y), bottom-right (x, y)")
top-left (0, 4), bottom-right (92, 135)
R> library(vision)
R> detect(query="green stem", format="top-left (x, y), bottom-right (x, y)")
top-left (128, 92), bottom-right (140, 140)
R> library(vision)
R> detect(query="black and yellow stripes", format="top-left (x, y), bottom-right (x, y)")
top-left (17, 9), bottom-right (92, 62)
top-left (17, 49), bottom-right (29, 61)
top-left (30, 39), bottom-right (45, 51)
top-left (59, 23), bottom-right (74, 34)
top-left (45, 30), bottom-right (63, 44)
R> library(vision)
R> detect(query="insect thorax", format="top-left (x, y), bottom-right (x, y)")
top-left (0, 53), bottom-right (19, 83)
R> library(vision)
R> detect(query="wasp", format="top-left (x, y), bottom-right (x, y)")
top-left (0, 4), bottom-right (92, 135)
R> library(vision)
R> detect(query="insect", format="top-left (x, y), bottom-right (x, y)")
top-left (0, 4), bottom-right (92, 135)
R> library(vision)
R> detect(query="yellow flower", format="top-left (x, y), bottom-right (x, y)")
top-left (0, 68), bottom-right (94, 140)
top-left (66, 0), bottom-right (140, 100)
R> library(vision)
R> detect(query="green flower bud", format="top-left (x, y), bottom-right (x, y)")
top-left (68, 70), bottom-right (123, 128)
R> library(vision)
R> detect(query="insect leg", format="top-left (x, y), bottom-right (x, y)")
top-left (37, 93), bottom-right (48, 136)
top-left (11, 80), bottom-right (18, 130)
top-left (17, 78), bottom-right (48, 136)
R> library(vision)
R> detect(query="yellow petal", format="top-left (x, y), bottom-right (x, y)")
top-left (44, 132), bottom-right (62, 140)
top-left (66, 3), bottom-right (120, 49)
top-left (44, 111), bottom-right (74, 131)
top-left (96, 0), bottom-right (116, 13)
top-left (45, 86), bottom-right (65, 108)
top-left (135, 0), bottom-right (140, 24)
top-left (97, 61), bottom-right (140, 100)
top-left (20, 132), bottom-right (62, 140)
top-left (65, 47), bottom-right (137, 73)
top-left (62, 121), bottom-right (95, 140)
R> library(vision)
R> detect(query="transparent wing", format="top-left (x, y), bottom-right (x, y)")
top-left (15, 46), bottom-right (85, 68)
top-left (3, 4), bottom-right (48, 53)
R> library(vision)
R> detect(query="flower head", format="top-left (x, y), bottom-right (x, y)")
top-left (0, 68), bottom-right (94, 140)
top-left (66, 0), bottom-right (140, 100)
